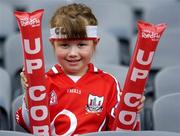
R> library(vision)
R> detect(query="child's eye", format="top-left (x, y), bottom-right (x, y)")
top-left (59, 44), bottom-right (69, 48)
top-left (78, 43), bottom-right (87, 47)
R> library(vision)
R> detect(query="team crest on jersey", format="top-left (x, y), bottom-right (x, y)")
top-left (50, 90), bottom-right (58, 105)
top-left (86, 94), bottom-right (104, 113)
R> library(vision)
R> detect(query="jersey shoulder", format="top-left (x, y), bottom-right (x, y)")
top-left (97, 67), bottom-right (119, 84)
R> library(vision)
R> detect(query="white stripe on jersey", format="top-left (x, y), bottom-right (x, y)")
top-left (102, 71), bottom-right (121, 118)
top-left (98, 118), bottom-right (106, 131)
top-left (110, 107), bottom-right (115, 118)
top-left (52, 66), bottom-right (58, 74)
top-left (94, 66), bottom-right (98, 72)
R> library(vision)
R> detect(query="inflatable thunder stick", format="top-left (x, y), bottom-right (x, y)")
top-left (115, 20), bottom-right (167, 130)
top-left (14, 10), bottom-right (51, 135)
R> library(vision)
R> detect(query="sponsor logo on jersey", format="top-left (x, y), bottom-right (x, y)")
top-left (50, 90), bottom-right (58, 105)
top-left (86, 94), bottom-right (104, 113)
top-left (67, 88), bottom-right (81, 95)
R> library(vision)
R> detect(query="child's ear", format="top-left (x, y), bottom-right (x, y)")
top-left (94, 37), bottom-right (100, 45)
top-left (49, 39), bottom-right (54, 45)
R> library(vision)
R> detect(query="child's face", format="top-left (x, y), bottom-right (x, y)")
top-left (53, 40), bottom-right (98, 76)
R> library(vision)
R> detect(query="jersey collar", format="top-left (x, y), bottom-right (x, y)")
top-left (47, 63), bottom-right (100, 76)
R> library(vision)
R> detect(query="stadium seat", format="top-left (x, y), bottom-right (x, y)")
top-left (0, 68), bottom-right (11, 130)
top-left (143, 0), bottom-right (180, 29)
top-left (95, 64), bottom-right (128, 89)
top-left (0, 130), bottom-right (33, 136)
top-left (3, 0), bottom-right (34, 9)
top-left (127, 0), bottom-right (173, 11)
top-left (127, 0), bottom-right (175, 22)
top-left (72, 0), bottom-right (134, 40)
top-left (153, 93), bottom-right (180, 133)
top-left (92, 28), bottom-right (121, 65)
top-left (81, 130), bottom-right (180, 136)
top-left (4, 32), bottom-right (23, 94)
top-left (0, 107), bottom-right (9, 130)
top-left (4, 0), bottom-right (69, 10)
top-left (0, 2), bottom-right (14, 61)
top-left (154, 66), bottom-right (180, 99)
top-left (0, 2), bottom-right (14, 38)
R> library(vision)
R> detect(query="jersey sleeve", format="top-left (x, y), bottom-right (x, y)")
top-left (106, 78), bottom-right (121, 130)
top-left (16, 97), bottom-right (31, 132)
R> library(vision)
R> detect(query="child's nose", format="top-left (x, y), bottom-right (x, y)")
top-left (68, 46), bottom-right (79, 56)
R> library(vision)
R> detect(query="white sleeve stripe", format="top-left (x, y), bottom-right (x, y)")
top-left (103, 71), bottom-right (121, 102)
top-left (102, 71), bottom-right (121, 118)
top-left (114, 77), bottom-right (121, 102)
top-left (52, 66), bottom-right (58, 74)
top-left (98, 118), bottom-right (106, 131)
top-left (110, 108), bottom-right (115, 118)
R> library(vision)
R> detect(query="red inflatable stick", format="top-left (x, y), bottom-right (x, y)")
top-left (14, 10), bottom-right (51, 135)
top-left (115, 20), bottom-right (167, 130)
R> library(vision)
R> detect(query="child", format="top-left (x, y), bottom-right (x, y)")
top-left (17, 3), bottom-right (144, 135)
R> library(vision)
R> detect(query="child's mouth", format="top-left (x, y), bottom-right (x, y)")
top-left (66, 59), bottom-right (82, 65)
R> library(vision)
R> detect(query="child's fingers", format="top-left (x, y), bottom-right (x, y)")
top-left (20, 71), bottom-right (29, 90)
top-left (21, 77), bottom-right (28, 89)
top-left (141, 96), bottom-right (146, 103)
top-left (20, 71), bottom-right (27, 83)
top-left (118, 92), bottom-right (145, 113)
top-left (137, 103), bottom-right (144, 113)
top-left (137, 95), bottom-right (145, 113)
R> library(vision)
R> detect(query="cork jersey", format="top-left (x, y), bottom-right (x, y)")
top-left (16, 63), bottom-right (123, 135)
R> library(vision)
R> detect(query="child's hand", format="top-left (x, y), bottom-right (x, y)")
top-left (20, 68), bottom-right (29, 107)
top-left (20, 68), bottom-right (28, 91)
top-left (137, 96), bottom-right (145, 113)
top-left (119, 92), bottom-right (145, 113)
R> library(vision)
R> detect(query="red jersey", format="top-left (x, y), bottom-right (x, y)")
top-left (16, 63), bottom-right (138, 135)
